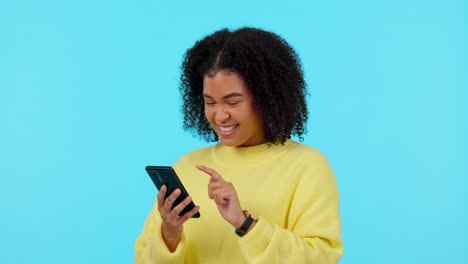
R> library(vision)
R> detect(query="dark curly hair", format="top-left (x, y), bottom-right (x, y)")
top-left (179, 27), bottom-right (308, 144)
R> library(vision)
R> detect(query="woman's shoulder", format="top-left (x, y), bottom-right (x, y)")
top-left (287, 140), bottom-right (329, 160)
top-left (287, 141), bottom-right (336, 185)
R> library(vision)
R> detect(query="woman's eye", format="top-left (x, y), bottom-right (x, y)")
top-left (205, 102), bottom-right (216, 105)
top-left (227, 102), bottom-right (240, 106)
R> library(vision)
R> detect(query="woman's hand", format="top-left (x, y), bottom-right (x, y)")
top-left (157, 184), bottom-right (200, 252)
top-left (196, 165), bottom-right (246, 228)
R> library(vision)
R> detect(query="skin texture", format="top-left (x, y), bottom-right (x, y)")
top-left (202, 71), bottom-right (266, 147)
top-left (157, 185), bottom-right (200, 252)
top-left (196, 165), bottom-right (248, 229)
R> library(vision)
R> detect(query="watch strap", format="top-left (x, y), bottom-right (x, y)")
top-left (235, 211), bottom-right (255, 237)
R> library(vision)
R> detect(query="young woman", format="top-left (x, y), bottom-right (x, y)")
top-left (135, 27), bottom-right (343, 263)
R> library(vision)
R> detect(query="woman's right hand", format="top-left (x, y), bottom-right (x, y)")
top-left (157, 184), bottom-right (200, 252)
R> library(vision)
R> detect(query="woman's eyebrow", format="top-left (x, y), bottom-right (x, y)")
top-left (202, 93), bottom-right (243, 99)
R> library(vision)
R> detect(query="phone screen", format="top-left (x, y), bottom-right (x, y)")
top-left (146, 166), bottom-right (200, 218)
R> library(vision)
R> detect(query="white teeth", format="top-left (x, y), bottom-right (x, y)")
top-left (219, 125), bottom-right (237, 132)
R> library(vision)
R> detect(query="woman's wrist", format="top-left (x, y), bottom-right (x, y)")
top-left (161, 223), bottom-right (182, 252)
top-left (232, 210), bottom-right (247, 228)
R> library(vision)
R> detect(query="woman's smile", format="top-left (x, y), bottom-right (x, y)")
top-left (218, 124), bottom-right (239, 135)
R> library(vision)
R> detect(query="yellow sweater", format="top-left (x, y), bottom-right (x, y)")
top-left (135, 139), bottom-right (343, 263)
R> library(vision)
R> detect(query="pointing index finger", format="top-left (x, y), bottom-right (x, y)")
top-left (196, 165), bottom-right (223, 181)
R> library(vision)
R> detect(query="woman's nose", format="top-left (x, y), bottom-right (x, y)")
top-left (214, 106), bottom-right (230, 123)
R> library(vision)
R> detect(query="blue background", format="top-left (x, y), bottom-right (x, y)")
top-left (1, 0), bottom-right (466, 263)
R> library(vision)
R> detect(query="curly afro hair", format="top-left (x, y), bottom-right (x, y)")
top-left (179, 27), bottom-right (308, 144)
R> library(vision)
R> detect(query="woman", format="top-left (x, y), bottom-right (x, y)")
top-left (135, 27), bottom-right (343, 263)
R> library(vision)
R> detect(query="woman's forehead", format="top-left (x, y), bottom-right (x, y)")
top-left (202, 72), bottom-right (251, 97)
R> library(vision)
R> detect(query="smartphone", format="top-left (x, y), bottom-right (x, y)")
top-left (145, 166), bottom-right (200, 218)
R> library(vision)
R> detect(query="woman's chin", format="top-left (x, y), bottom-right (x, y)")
top-left (219, 138), bottom-right (241, 147)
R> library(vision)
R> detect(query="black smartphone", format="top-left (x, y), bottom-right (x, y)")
top-left (145, 166), bottom-right (200, 218)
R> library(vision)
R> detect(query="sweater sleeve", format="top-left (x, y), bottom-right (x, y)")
top-left (237, 152), bottom-right (343, 263)
top-left (134, 200), bottom-right (187, 264)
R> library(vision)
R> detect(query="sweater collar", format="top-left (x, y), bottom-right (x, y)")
top-left (210, 139), bottom-right (294, 168)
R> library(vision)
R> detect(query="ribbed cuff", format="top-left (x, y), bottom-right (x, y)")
top-left (151, 222), bottom-right (186, 263)
top-left (238, 216), bottom-right (274, 257)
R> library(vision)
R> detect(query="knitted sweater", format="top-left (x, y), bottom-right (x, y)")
top-left (135, 139), bottom-right (343, 263)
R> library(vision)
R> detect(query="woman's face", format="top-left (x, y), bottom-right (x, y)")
top-left (203, 70), bottom-right (266, 147)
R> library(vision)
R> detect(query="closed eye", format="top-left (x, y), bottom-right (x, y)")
top-left (227, 102), bottom-right (240, 106)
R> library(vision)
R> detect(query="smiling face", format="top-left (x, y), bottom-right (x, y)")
top-left (202, 70), bottom-right (266, 147)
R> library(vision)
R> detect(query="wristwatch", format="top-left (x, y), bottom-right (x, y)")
top-left (235, 210), bottom-right (256, 237)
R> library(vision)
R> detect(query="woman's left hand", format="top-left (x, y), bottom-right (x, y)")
top-left (196, 165), bottom-right (246, 228)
